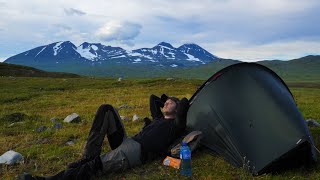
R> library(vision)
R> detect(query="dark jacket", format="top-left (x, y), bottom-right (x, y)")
top-left (132, 94), bottom-right (189, 162)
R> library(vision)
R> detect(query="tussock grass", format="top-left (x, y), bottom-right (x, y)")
top-left (0, 76), bottom-right (319, 179)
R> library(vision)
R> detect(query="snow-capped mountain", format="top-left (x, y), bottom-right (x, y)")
top-left (76, 42), bottom-right (127, 61)
top-left (5, 41), bottom-right (86, 65)
top-left (5, 41), bottom-right (218, 68)
top-left (178, 43), bottom-right (217, 63)
top-left (129, 42), bottom-right (218, 67)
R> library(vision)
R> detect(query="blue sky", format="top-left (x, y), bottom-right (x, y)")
top-left (0, 0), bottom-right (320, 62)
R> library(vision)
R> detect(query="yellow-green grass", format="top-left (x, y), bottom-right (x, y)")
top-left (0, 76), bottom-right (319, 179)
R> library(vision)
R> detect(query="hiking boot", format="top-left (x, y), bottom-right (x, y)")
top-left (21, 157), bottom-right (103, 180)
top-left (18, 172), bottom-right (45, 180)
top-left (67, 157), bottom-right (94, 169)
top-left (63, 156), bottom-right (103, 179)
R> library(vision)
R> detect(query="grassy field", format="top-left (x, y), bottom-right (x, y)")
top-left (0, 76), bottom-right (319, 179)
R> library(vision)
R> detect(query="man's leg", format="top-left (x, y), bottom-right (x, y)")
top-left (100, 138), bottom-right (142, 174)
top-left (68, 104), bottom-right (127, 169)
top-left (37, 139), bottom-right (141, 180)
top-left (83, 104), bottom-right (127, 159)
top-left (18, 156), bottom-right (103, 180)
top-left (18, 105), bottom-right (127, 180)
top-left (43, 138), bottom-right (142, 180)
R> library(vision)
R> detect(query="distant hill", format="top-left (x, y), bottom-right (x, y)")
top-left (161, 58), bottom-right (240, 79)
top-left (2, 55), bottom-right (319, 81)
top-left (0, 62), bottom-right (81, 78)
top-left (160, 55), bottom-right (320, 81)
top-left (258, 55), bottom-right (320, 81)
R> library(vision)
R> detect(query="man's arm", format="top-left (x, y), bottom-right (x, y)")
top-left (174, 97), bottom-right (189, 134)
top-left (150, 94), bottom-right (166, 119)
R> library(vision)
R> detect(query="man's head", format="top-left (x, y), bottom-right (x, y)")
top-left (162, 96), bottom-right (179, 118)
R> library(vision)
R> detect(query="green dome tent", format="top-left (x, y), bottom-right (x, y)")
top-left (186, 63), bottom-right (317, 175)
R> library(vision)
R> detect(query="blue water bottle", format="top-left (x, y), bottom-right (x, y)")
top-left (180, 141), bottom-right (192, 176)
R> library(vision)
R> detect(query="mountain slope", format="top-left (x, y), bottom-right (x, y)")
top-left (178, 43), bottom-right (218, 63)
top-left (3, 41), bottom-right (319, 80)
top-left (130, 42), bottom-right (218, 67)
top-left (0, 62), bottom-right (81, 78)
top-left (257, 55), bottom-right (320, 81)
top-left (6, 41), bottom-right (86, 65)
top-left (5, 41), bottom-right (218, 68)
top-left (1, 55), bottom-right (319, 81)
top-left (166, 55), bottom-right (320, 81)
top-left (76, 42), bottom-right (127, 62)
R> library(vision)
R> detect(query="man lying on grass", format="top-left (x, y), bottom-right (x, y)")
top-left (20, 94), bottom-right (189, 180)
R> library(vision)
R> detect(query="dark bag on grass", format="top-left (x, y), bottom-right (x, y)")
top-left (170, 131), bottom-right (203, 158)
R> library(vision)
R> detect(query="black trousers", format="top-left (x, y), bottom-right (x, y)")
top-left (85, 104), bottom-right (142, 174)
top-left (83, 104), bottom-right (127, 158)
top-left (44, 104), bottom-right (142, 180)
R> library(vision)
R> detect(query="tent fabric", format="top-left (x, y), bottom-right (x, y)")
top-left (186, 62), bottom-right (317, 175)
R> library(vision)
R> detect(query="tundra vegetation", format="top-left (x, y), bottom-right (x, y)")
top-left (0, 76), bottom-right (319, 179)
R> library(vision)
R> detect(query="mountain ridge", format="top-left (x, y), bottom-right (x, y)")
top-left (5, 41), bottom-right (218, 67)
top-left (3, 41), bottom-right (319, 80)
top-left (1, 55), bottom-right (319, 81)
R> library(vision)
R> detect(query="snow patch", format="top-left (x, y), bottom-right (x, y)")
top-left (168, 52), bottom-right (175, 57)
top-left (158, 46), bottom-right (175, 58)
top-left (76, 45), bottom-right (97, 61)
top-left (184, 53), bottom-right (202, 62)
top-left (53, 42), bottom-right (64, 56)
top-left (167, 51), bottom-right (175, 59)
top-left (134, 58), bottom-right (141, 62)
top-left (129, 52), bottom-right (142, 56)
top-left (144, 55), bottom-right (152, 59)
top-left (159, 45), bottom-right (173, 50)
top-left (91, 45), bottom-right (98, 51)
top-left (110, 55), bottom-right (126, 59)
top-left (128, 51), bottom-right (152, 59)
top-left (184, 47), bottom-right (191, 53)
top-left (170, 64), bottom-right (178, 67)
top-left (35, 46), bottom-right (47, 57)
top-left (151, 49), bottom-right (157, 55)
top-left (160, 47), bottom-right (164, 56)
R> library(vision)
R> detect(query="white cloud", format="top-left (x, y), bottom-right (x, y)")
top-left (0, 2), bottom-right (5, 8)
top-left (205, 40), bottom-right (320, 61)
top-left (0, 57), bottom-right (6, 62)
top-left (52, 24), bottom-right (88, 45)
top-left (64, 8), bottom-right (86, 16)
top-left (0, 0), bottom-right (319, 60)
top-left (96, 21), bottom-right (142, 44)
